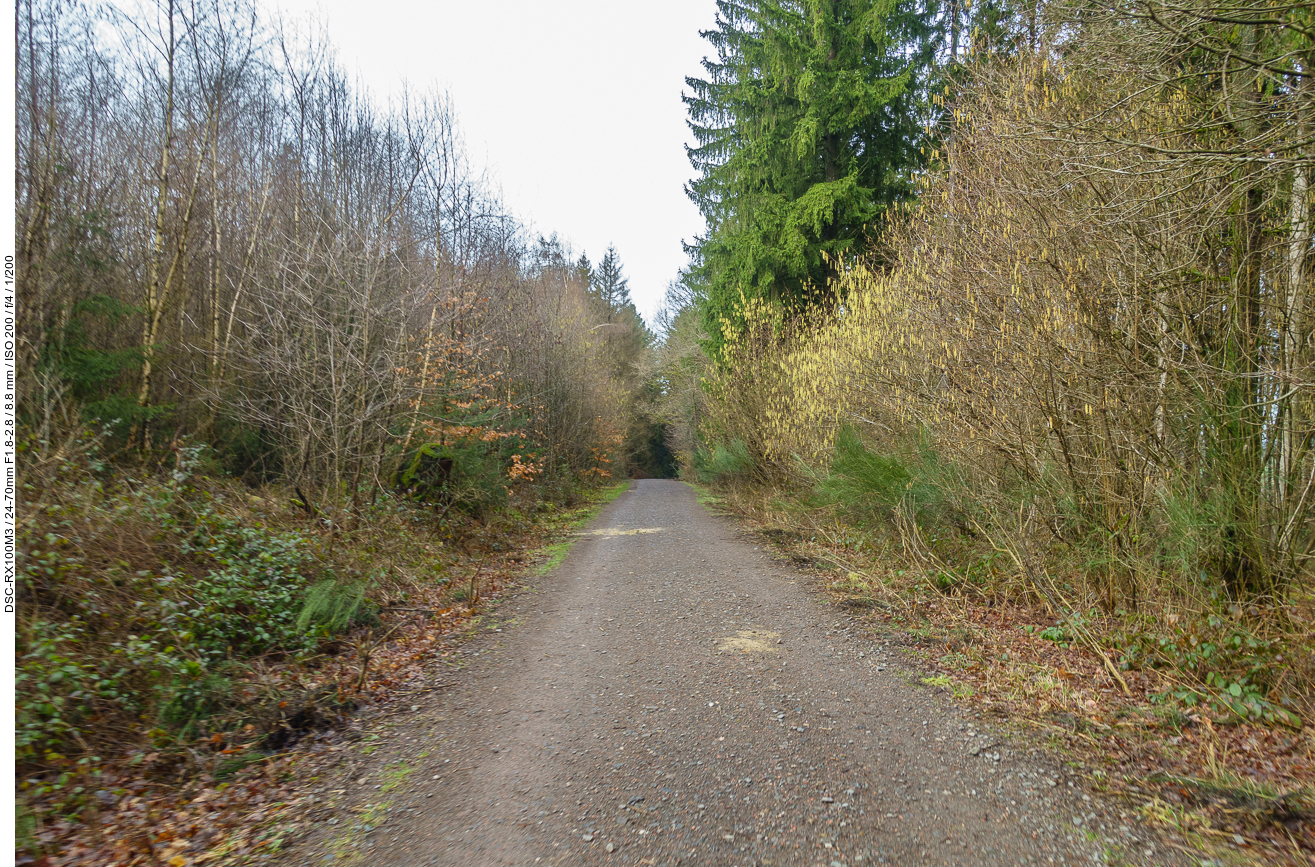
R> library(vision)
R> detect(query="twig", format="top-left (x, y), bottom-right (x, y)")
top-left (970, 516), bottom-right (1133, 697)
top-left (353, 624), bottom-right (401, 692)
top-left (293, 485), bottom-right (317, 518)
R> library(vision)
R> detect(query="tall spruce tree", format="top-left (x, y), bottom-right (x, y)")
top-left (591, 244), bottom-right (634, 323)
top-left (574, 253), bottom-right (594, 292)
top-left (590, 246), bottom-right (651, 375)
top-left (684, 0), bottom-right (937, 349)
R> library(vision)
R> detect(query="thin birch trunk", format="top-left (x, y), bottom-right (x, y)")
top-left (1279, 159), bottom-right (1310, 506)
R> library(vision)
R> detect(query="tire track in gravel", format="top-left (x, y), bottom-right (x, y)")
top-left (284, 480), bottom-right (1184, 867)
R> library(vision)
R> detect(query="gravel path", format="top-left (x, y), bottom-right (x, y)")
top-left (285, 480), bottom-right (1182, 867)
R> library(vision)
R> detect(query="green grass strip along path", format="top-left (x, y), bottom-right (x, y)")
top-left (532, 481), bottom-right (631, 576)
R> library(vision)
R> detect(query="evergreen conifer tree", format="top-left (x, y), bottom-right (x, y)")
top-left (684, 0), bottom-right (937, 350)
top-left (591, 244), bottom-right (633, 323)
top-left (574, 253), bottom-right (594, 291)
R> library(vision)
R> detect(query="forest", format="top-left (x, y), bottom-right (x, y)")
top-left (13, 0), bottom-right (1315, 862)
top-left (656, 0), bottom-right (1314, 856)
top-left (14, 0), bottom-right (668, 856)
top-left (667, 0), bottom-right (1313, 698)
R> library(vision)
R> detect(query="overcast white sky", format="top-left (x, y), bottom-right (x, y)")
top-left (274, 0), bottom-right (719, 328)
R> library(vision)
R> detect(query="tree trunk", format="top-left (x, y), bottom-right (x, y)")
top-left (135, 0), bottom-right (177, 432)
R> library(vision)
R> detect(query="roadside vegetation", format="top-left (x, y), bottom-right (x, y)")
top-left (15, 0), bottom-right (670, 862)
top-left (658, 1), bottom-right (1314, 863)
top-left (18, 439), bottom-right (627, 864)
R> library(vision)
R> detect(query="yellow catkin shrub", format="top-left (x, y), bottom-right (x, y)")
top-left (720, 22), bottom-right (1314, 608)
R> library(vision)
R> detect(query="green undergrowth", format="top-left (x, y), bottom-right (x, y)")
top-left (693, 438), bottom-right (755, 486)
top-left (697, 428), bottom-right (1313, 734)
top-left (808, 426), bottom-right (960, 529)
top-left (16, 440), bottom-right (623, 820)
top-left (18, 446), bottom-right (325, 767)
top-left (696, 426), bottom-right (1315, 862)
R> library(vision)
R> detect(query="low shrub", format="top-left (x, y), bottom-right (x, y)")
top-left (1116, 610), bottom-right (1303, 727)
top-left (693, 438), bottom-right (755, 485)
top-left (393, 440), bottom-right (515, 516)
top-left (16, 446), bottom-right (327, 761)
top-left (297, 578), bottom-right (373, 635)
top-left (179, 511), bottom-right (315, 658)
top-left (812, 427), bottom-right (957, 529)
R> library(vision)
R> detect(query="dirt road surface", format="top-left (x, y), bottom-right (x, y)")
top-left (282, 480), bottom-right (1183, 867)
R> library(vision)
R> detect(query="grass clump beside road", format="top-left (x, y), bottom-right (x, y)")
top-left (532, 481), bottom-right (630, 575)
